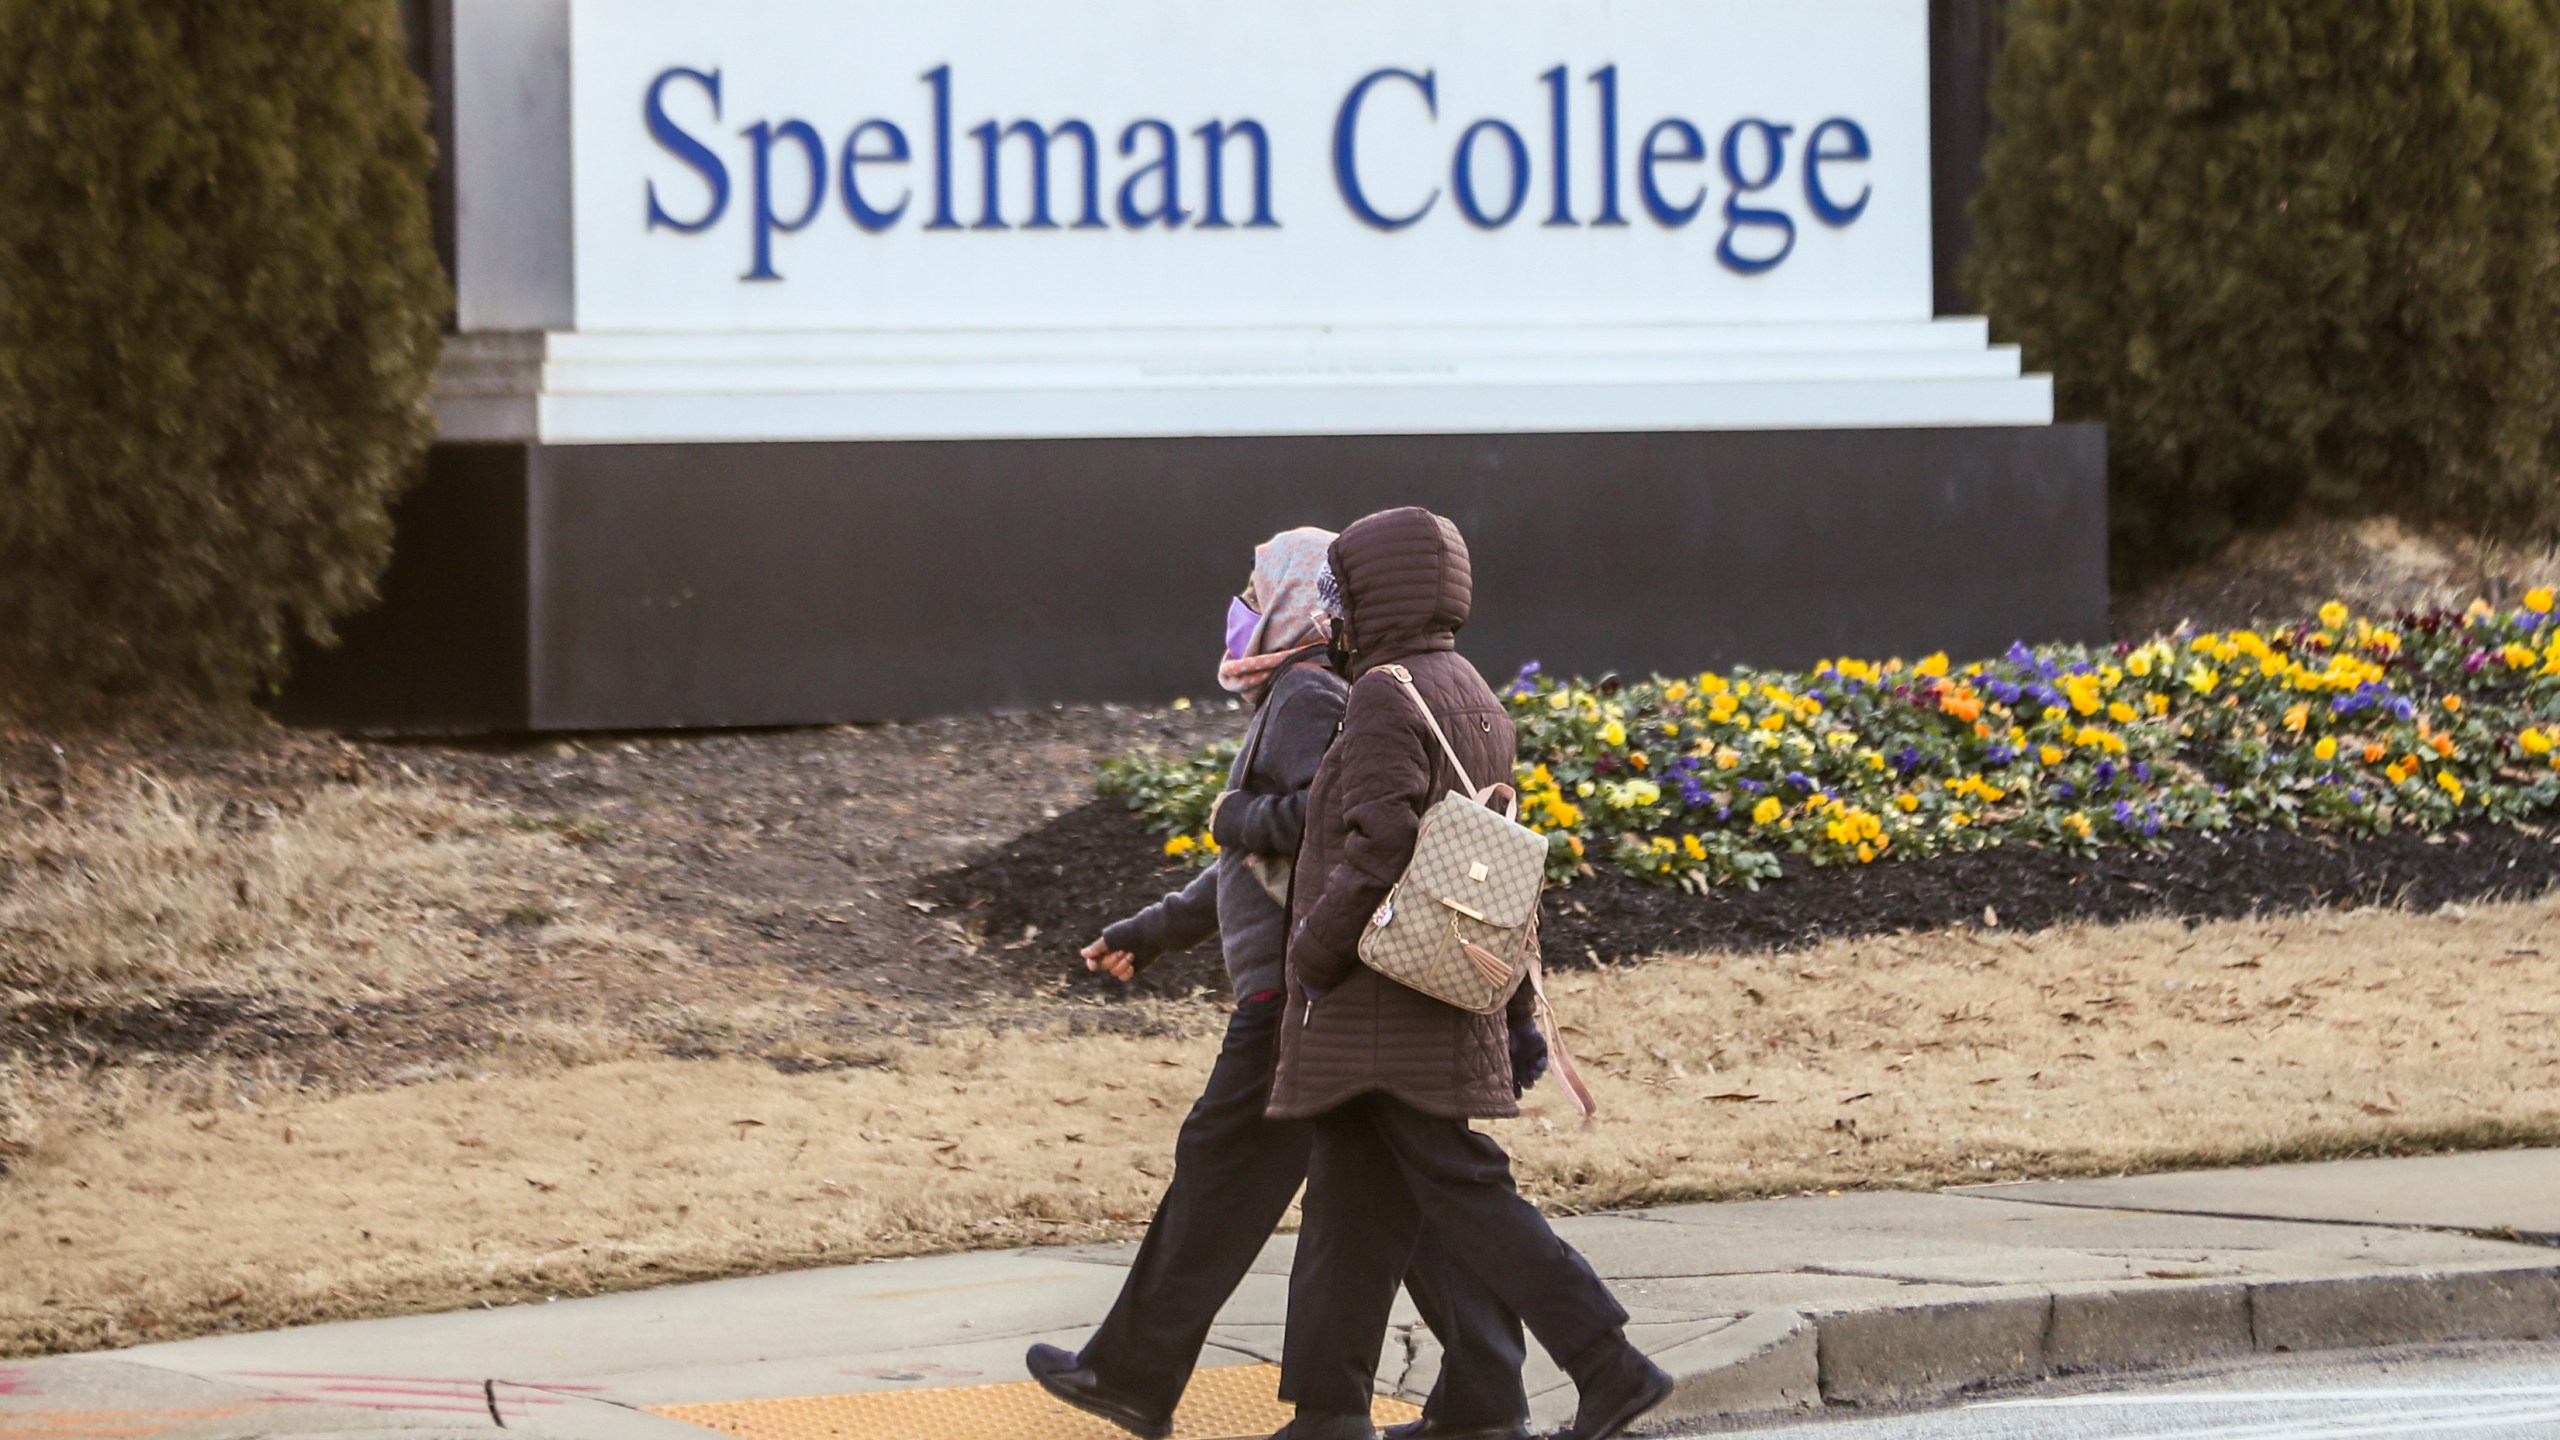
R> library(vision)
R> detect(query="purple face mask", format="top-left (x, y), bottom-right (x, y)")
top-left (1225, 595), bottom-right (1261, 661)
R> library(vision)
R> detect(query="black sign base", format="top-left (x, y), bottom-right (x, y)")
top-left (278, 425), bottom-right (2108, 733)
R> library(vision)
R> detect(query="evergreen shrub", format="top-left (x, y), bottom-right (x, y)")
top-left (0, 0), bottom-right (447, 718)
top-left (1968, 1), bottom-right (2560, 579)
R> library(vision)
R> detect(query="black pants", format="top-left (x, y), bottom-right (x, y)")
top-left (1079, 999), bottom-right (1528, 1425)
top-left (1279, 1091), bottom-right (1631, 1419)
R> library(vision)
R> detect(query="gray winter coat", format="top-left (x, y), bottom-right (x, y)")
top-left (1101, 664), bottom-right (1348, 1000)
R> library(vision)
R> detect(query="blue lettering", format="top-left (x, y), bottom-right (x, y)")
top-left (1194, 120), bottom-right (1277, 229)
top-left (924, 66), bottom-right (958, 230)
top-left (1718, 119), bottom-right (1795, 274)
top-left (741, 119), bottom-right (826, 281)
top-left (1117, 119), bottom-right (1186, 228)
top-left (840, 120), bottom-right (910, 232)
top-left (1333, 68), bottom-right (1438, 231)
top-left (1539, 65), bottom-right (1574, 227)
top-left (1804, 118), bottom-right (1872, 226)
top-left (1588, 65), bottom-right (1625, 227)
top-left (1637, 118), bottom-right (1705, 228)
top-left (1453, 119), bottom-right (1529, 229)
top-left (644, 67), bottom-right (727, 233)
top-left (973, 119), bottom-right (1103, 230)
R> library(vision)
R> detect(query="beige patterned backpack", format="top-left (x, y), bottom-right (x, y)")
top-left (1360, 665), bottom-right (1594, 1116)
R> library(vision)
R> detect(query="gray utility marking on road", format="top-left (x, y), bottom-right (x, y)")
top-left (1986, 1387), bottom-right (2560, 1408)
top-left (2090, 1403), bottom-right (2560, 1440)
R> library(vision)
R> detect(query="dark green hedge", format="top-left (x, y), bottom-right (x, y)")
top-left (0, 0), bottom-right (447, 719)
top-left (1968, 0), bottom-right (2560, 579)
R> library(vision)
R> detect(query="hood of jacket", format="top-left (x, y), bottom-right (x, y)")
top-left (1328, 507), bottom-right (1472, 676)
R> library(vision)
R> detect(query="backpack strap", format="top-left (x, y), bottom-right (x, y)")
top-left (1528, 943), bottom-right (1597, 1121)
top-left (1381, 664), bottom-right (1518, 820)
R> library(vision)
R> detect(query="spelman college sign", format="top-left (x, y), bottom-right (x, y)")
top-left (436, 0), bottom-right (2055, 438)
top-left (603, 13), bottom-right (1908, 329)
top-left (289, 0), bottom-right (2101, 731)
top-left (640, 60), bottom-right (1879, 286)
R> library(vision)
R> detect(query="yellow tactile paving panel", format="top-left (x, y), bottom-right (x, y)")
top-left (652, 1363), bottom-right (1419, 1440)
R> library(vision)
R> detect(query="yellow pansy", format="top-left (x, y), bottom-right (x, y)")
top-left (1751, 796), bottom-right (1783, 826)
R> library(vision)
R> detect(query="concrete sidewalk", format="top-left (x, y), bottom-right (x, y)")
top-left (5, 1150), bottom-right (2557, 1440)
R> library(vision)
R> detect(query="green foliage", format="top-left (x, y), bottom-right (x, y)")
top-left (1968, 0), bottom-right (2560, 579)
top-left (0, 0), bottom-right (447, 718)
top-left (1098, 739), bottom-right (1238, 866)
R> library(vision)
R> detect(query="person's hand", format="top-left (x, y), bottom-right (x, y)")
top-left (1509, 1016), bottom-right (1550, 1097)
top-left (1081, 936), bottom-right (1137, 982)
top-left (1207, 789), bottom-right (1235, 833)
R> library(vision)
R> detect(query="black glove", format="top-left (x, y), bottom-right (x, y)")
top-left (1510, 1016), bottom-right (1550, 1097)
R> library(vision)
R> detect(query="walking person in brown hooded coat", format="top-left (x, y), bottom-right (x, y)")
top-left (1266, 508), bottom-right (1671, 1440)
top-left (1027, 526), bottom-right (1533, 1440)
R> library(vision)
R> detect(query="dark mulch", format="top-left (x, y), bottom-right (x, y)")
top-left (926, 798), bottom-right (2560, 983)
top-left (919, 799), bottom-right (1233, 999)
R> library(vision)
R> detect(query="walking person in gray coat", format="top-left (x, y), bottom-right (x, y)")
top-left (1029, 526), bottom-right (1536, 1440)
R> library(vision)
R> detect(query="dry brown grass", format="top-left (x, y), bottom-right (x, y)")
top-left (0, 770), bottom-right (602, 1007)
top-left (5, 889), bottom-right (2554, 1357)
top-left (2116, 513), bottom-right (2560, 638)
top-left (0, 1019), bottom-right (1221, 1354)
top-left (0, 766), bottom-right (722, 1167)
top-left (1505, 889), bottom-right (2560, 1205)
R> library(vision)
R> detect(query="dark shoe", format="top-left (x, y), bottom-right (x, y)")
top-left (1383, 1419), bottom-right (1531, 1440)
top-left (1562, 1346), bottom-right (1672, 1440)
top-left (1266, 1414), bottom-right (1380, 1440)
top-left (1025, 1343), bottom-right (1174, 1440)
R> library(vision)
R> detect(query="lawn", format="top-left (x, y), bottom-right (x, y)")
top-left (5, 885), bottom-right (2553, 1356)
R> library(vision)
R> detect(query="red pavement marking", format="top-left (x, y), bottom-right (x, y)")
top-left (0, 1371), bottom-right (37, 1398)
top-left (229, 1371), bottom-right (603, 1390)
top-left (297, 1384), bottom-right (566, 1405)
top-left (250, 1396), bottom-right (492, 1415)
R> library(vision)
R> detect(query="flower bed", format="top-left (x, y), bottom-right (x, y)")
top-left (1102, 595), bottom-right (2560, 891)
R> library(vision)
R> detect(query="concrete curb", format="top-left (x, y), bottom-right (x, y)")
top-left (1647, 1259), bottom-right (2560, 1425)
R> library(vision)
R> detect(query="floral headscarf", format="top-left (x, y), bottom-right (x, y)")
top-left (1218, 527), bottom-right (1336, 697)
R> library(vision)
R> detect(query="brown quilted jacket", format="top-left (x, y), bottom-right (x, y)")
top-left (1267, 508), bottom-right (1535, 1122)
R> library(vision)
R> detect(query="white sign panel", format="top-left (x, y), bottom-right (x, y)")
top-left (566, 0), bottom-right (1934, 333)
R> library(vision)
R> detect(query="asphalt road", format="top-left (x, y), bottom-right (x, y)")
top-left (1693, 1343), bottom-right (2560, 1439)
